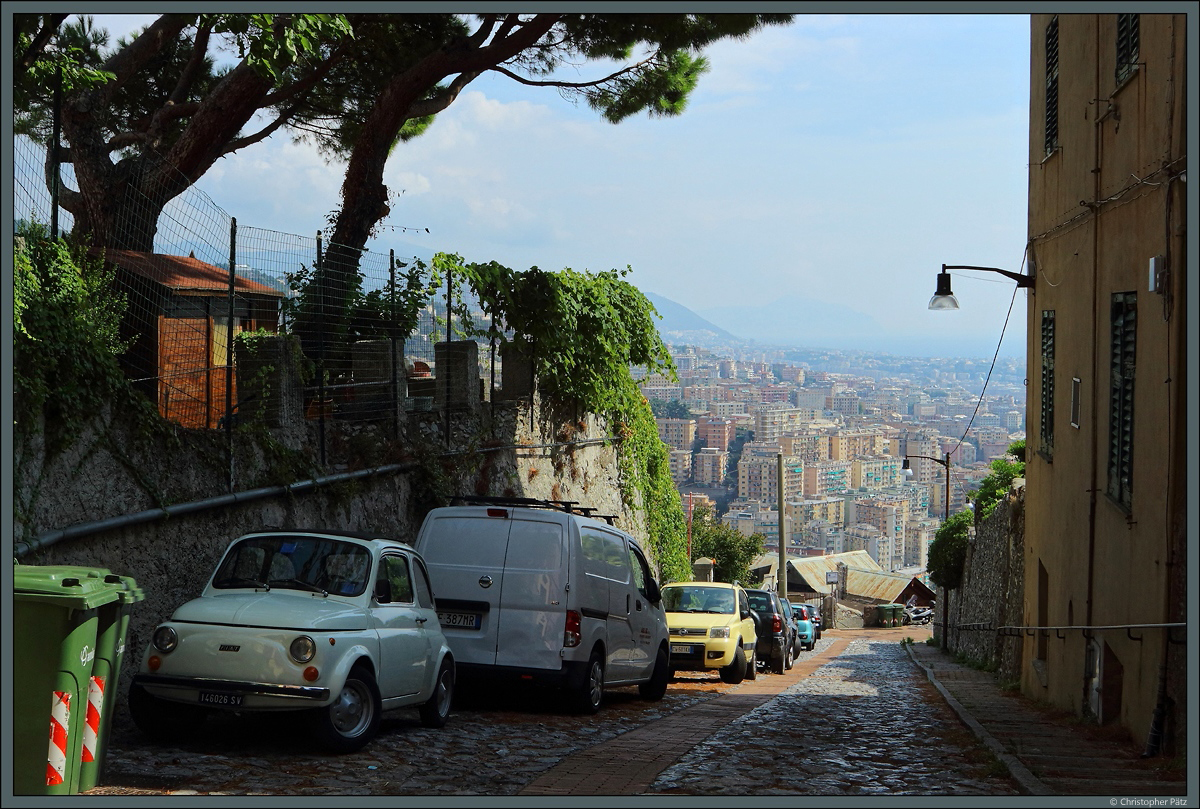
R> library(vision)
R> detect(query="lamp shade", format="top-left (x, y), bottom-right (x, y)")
top-left (928, 270), bottom-right (960, 310)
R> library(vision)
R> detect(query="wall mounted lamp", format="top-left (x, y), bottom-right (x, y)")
top-left (928, 264), bottom-right (1035, 310)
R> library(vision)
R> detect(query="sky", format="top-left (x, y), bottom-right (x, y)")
top-left (72, 12), bottom-right (1033, 359)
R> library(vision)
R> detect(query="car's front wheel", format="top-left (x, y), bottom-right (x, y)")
top-left (419, 658), bottom-right (454, 728)
top-left (313, 664), bottom-right (381, 753)
top-left (128, 683), bottom-right (207, 741)
top-left (718, 646), bottom-right (747, 684)
top-left (744, 647), bottom-right (758, 680)
top-left (784, 643), bottom-right (794, 670)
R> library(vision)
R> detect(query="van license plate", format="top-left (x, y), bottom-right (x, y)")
top-left (198, 691), bottom-right (243, 707)
top-left (670, 644), bottom-right (696, 655)
top-left (438, 611), bottom-right (481, 630)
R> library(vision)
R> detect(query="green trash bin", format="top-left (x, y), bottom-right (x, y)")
top-left (17, 566), bottom-right (144, 791)
top-left (13, 565), bottom-right (123, 796)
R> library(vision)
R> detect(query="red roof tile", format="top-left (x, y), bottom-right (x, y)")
top-left (92, 248), bottom-right (284, 297)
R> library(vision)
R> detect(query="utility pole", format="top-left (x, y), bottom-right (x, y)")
top-left (777, 453), bottom-right (786, 597)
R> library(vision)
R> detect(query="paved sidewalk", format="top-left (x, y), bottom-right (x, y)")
top-left (907, 640), bottom-right (1188, 797)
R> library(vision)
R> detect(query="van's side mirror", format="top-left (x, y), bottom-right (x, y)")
top-left (646, 577), bottom-right (661, 604)
top-left (741, 606), bottom-right (750, 620)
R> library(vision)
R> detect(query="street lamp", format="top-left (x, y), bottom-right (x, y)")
top-left (928, 264), bottom-right (1035, 310)
top-left (903, 452), bottom-right (951, 521)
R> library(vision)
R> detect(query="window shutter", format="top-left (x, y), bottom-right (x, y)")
top-left (1044, 17), bottom-right (1060, 155)
top-left (1116, 14), bottom-right (1140, 84)
top-left (1107, 293), bottom-right (1136, 507)
top-left (1040, 310), bottom-right (1056, 455)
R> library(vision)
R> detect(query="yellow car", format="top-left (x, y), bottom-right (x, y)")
top-left (661, 582), bottom-right (758, 684)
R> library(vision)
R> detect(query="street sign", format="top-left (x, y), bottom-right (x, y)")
top-left (825, 571), bottom-right (839, 584)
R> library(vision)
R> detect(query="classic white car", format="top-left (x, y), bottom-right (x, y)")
top-left (129, 530), bottom-right (455, 752)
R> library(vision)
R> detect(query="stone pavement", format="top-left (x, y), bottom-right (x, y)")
top-left (907, 639), bottom-right (1188, 797)
top-left (524, 628), bottom-right (1021, 796)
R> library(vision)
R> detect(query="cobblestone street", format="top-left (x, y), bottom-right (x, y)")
top-left (82, 628), bottom-right (1019, 797)
top-left (648, 634), bottom-right (1018, 796)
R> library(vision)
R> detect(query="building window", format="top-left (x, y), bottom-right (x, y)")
top-left (1116, 13), bottom-right (1140, 85)
top-left (1040, 310), bottom-right (1055, 455)
top-left (1044, 16), bottom-right (1060, 155)
top-left (1107, 293), bottom-right (1136, 508)
top-left (1070, 377), bottom-right (1082, 429)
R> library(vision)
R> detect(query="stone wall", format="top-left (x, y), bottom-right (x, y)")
top-left (14, 340), bottom-right (648, 717)
top-left (937, 483), bottom-right (1025, 680)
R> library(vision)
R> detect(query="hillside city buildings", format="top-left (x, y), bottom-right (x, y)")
top-left (643, 345), bottom-right (1027, 580)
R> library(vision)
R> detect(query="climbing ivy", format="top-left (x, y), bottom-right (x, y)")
top-left (12, 222), bottom-right (159, 454)
top-left (446, 256), bottom-right (690, 580)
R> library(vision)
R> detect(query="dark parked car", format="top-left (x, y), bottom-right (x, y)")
top-left (745, 589), bottom-right (791, 674)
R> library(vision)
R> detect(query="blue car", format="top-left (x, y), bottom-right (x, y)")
top-left (791, 603), bottom-right (816, 652)
top-left (781, 599), bottom-right (815, 655)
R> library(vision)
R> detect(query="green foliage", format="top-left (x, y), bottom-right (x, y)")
top-left (14, 224), bottom-right (127, 438)
top-left (927, 509), bottom-right (972, 590)
top-left (14, 15), bottom-right (116, 139)
top-left (971, 457), bottom-right (1026, 520)
top-left (449, 258), bottom-right (689, 580)
top-left (204, 13), bottom-right (353, 82)
top-left (1006, 438), bottom-right (1026, 463)
top-left (685, 504), bottom-right (765, 585)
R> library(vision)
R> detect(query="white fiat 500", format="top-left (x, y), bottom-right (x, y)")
top-left (129, 530), bottom-right (455, 752)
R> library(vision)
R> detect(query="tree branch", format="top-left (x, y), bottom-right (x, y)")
top-left (43, 137), bottom-right (82, 214)
top-left (95, 14), bottom-right (194, 101)
top-left (407, 69), bottom-right (484, 119)
top-left (488, 55), bottom-right (656, 89)
top-left (167, 21), bottom-right (212, 104)
top-left (260, 39), bottom-right (351, 107)
top-left (17, 13), bottom-right (69, 76)
top-left (222, 100), bottom-right (303, 155)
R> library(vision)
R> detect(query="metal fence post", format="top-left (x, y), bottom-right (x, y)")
top-left (316, 232), bottom-right (326, 467)
top-left (226, 217), bottom-right (237, 492)
top-left (390, 250), bottom-right (399, 439)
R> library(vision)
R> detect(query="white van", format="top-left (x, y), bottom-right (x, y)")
top-left (412, 498), bottom-right (670, 712)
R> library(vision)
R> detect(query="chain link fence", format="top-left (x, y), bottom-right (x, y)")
top-left (14, 135), bottom-right (500, 456)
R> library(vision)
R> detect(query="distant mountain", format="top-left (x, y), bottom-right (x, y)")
top-left (698, 296), bottom-right (886, 347)
top-left (642, 291), bottom-right (743, 346)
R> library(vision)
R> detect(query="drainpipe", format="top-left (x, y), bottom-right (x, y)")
top-left (1081, 12), bottom-right (1103, 715)
top-left (1143, 14), bottom-right (1181, 758)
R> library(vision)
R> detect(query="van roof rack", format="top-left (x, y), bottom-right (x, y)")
top-left (449, 495), bottom-right (617, 526)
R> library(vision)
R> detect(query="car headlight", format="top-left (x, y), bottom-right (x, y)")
top-left (289, 635), bottom-right (316, 663)
top-left (708, 626), bottom-right (731, 639)
top-left (152, 626), bottom-right (178, 653)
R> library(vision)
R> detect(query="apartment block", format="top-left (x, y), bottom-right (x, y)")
top-left (829, 428), bottom-right (887, 460)
top-left (656, 417), bottom-right (697, 451)
top-left (668, 449), bottom-right (692, 484)
top-left (802, 460), bottom-right (853, 498)
top-left (851, 457), bottom-right (904, 489)
top-left (779, 432), bottom-right (829, 463)
top-left (784, 496), bottom-right (845, 529)
top-left (696, 416), bottom-right (736, 451)
top-left (692, 447), bottom-right (729, 486)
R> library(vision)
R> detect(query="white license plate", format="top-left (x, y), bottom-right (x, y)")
top-left (198, 691), bottom-right (243, 707)
top-left (438, 611), bottom-right (481, 630)
top-left (670, 644), bottom-right (697, 655)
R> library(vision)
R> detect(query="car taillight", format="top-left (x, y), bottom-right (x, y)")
top-left (772, 614), bottom-right (782, 634)
top-left (564, 610), bottom-right (581, 648)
